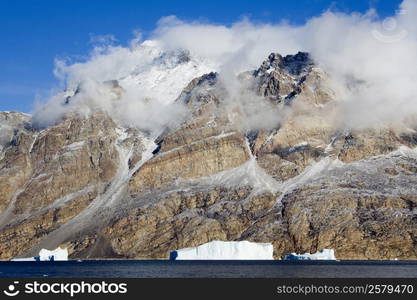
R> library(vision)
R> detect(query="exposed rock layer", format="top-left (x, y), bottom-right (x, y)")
top-left (0, 52), bottom-right (416, 260)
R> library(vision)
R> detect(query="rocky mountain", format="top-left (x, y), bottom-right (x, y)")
top-left (0, 48), bottom-right (416, 260)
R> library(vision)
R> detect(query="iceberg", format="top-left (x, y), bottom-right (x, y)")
top-left (282, 249), bottom-right (336, 260)
top-left (11, 247), bottom-right (68, 261)
top-left (170, 240), bottom-right (274, 260)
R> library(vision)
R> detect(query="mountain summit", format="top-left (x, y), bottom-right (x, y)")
top-left (0, 48), bottom-right (416, 260)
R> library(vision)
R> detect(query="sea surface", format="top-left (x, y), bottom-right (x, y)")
top-left (0, 260), bottom-right (416, 278)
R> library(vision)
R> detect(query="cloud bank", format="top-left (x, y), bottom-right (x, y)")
top-left (32, 0), bottom-right (417, 133)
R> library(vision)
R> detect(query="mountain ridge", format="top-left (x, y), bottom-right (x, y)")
top-left (0, 48), bottom-right (416, 260)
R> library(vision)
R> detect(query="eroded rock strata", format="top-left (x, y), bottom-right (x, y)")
top-left (0, 52), bottom-right (416, 260)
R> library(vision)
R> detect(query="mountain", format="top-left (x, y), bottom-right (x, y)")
top-left (0, 46), bottom-right (416, 260)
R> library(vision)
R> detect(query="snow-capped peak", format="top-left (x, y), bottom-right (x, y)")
top-left (117, 42), bottom-right (216, 106)
top-left (32, 40), bottom-right (218, 130)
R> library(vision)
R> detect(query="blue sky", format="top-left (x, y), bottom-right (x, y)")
top-left (0, 0), bottom-right (402, 112)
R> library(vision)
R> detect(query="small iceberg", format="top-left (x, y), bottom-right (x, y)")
top-left (170, 240), bottom-right (274, 260)
top-left (11, 247), bottom-right (68, 261)
top-left (282, 249), bottom-right (336, 260)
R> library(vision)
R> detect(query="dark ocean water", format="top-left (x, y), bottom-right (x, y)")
top-left (0, 260), bottom-right (416, 278)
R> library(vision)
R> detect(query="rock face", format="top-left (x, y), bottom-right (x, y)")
top-left (129, 132), bottom-right (251, 192)
top-left (0, 111), bottom-right (30, 152)
top-left (0, 112), bottom-right (128, 259)
top-left (0, 51), bottom-right (417, 260)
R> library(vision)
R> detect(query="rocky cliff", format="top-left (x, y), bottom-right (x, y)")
top-left (0, 51), bottom-right (416, 260)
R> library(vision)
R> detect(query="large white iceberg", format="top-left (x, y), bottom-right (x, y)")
top-left (170, 240), bottom-right (274, 260)
top-left (11, 247), bottom-right (68, 261)
top-left (282, 249), bottom-right (336, 260)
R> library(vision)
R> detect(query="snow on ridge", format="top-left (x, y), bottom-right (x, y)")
top-left (276, 157), bottom-right (344, 203)
top-left (127, 135), bottom-right (158, 178)
top-left (33, 39), bottom-right (218, 131)
top-left (64, 141), bottom-right (86, 151)
top-left (0, 111), bottom-right (31, 117)
top-left (189, 157), bottom-right (281, 194)
top-left (181, 135), bottom-right (281, 193)
top-left (47, 185), bottom-right (96, 210)
top-left (100, 39), bottom-right (217, 105)
top-left (118, 43), bottom-right (216, 106)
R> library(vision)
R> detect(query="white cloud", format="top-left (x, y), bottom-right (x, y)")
top-left (32, 0), bottom-right (417, 133)
top-left (89, 34), bottom-right (118, 45)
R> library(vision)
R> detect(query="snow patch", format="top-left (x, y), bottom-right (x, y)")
top-left (171, 241), bottom-right (274, 260)
top-left (186, 135), bottom-right (282, 193)
top-left (0, 147), bottom-right (4, 161)
top-left (34, 40), bottom-right (217, 132)
top-left (119, 47), bottom-right (215, 106)
top-left (394, 145), bottom-right (417, 158)
top-left (128, 135), bottom-right (158, 176)
top-left (64, 141), bottom-right (85, 151)
top-left (47, 185), bottom-right (96, 209)
top-left (276, 157), bottom-right (344, 203)
top-left (115, 127), bottom-right (129, 142)
top-left (28, 133), bottom-right (39, 154)
top-left (194, 157), bottom-right (281, 194)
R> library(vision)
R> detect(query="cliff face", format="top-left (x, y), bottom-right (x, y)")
top-left (0, 52), bottom-right (416, 260)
